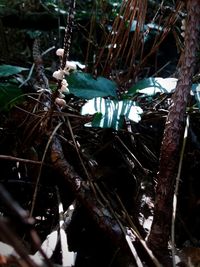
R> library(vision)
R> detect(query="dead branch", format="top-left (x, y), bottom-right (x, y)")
top-left (50, 135), bottom-right (124, 245)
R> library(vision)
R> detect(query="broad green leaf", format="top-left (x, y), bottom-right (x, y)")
top-left (128, 77), bottom-right (178, 96)
top-left (0, 64), bottom-right (28, 78)
top-left (81, 97), bottom-right (143, 130)
top-left (0, 82), bottom-right (24, 111)
top-left (128, 78), bottom-right (200, 109)
top-left (67, 71), bottom-right (117, 99)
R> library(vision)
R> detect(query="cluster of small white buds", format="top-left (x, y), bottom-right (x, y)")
top-left (52, 48), bottom-right (85, 108)
top-left (61, 79), bottom-right (69, 93)
top-left (54, 78), bottom-right (70, 108)
top-left (181, 19), bottom-right (186, 38)
top-left (53, 71), bottom-right (68, 107)
top-left (54, 48), bottom-right (77, 75)
top-left (52, 69), bottom-right (65, 80)
top-left (58, 79), bottom-right (69, 100)
top-left (53, 48), bottom-right (74, 108)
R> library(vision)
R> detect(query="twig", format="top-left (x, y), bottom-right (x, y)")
top-left (125, 234), bottom-right (144, 267)
top-left (30, 122), bottom-right (63, 217)
top-left (19, 63), bottom-right (35, 88)
top-left (0, 155), bottom-right (47, 165)
top-left (51, 135), bottom-right (123, 244)
top-left (0, 183), bottom-right (34, 225)
top-left (171, 115), bottom-right (189, 267)
top-left (0, 184), bottom-right (54, 267)
top-left (56, 187), bottom-right (76, 267)
top-left (115, 135), bottom-right (148, 174)
top-left (66, 116), bottom-right (97, 196)
top-left (115, 192), bottom-right (161, 267)
top-left (19, 46), bottom-right (55, 89)
top-left (0, 220), bottom-right (39, 267)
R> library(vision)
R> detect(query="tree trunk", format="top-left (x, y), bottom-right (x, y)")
top-left (147, 0), bottom-right (200, 258)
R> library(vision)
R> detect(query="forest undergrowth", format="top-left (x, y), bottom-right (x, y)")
top-left (0, 1), bottom-right (200, 267)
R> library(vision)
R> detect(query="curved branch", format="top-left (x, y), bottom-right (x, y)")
top-left (51, 136), bottom-right (124, 245)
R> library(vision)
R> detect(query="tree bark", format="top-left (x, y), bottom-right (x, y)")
top-left (147, 0), bottom-right (200, 257)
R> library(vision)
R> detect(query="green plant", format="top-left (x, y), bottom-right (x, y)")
top-left (0, 64), bottom-right (28, 111)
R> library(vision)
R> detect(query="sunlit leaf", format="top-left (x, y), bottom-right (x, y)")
top-left (128, 77), bottom-right (178, 96)
top-left (68, 71), bottom-right (118, 99)
top-left (81, 97), bottom-right (143, 130)
top-left (0, 64), bottom-right (28, 78)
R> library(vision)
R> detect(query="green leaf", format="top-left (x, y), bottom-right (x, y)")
top-left (81, 97), bottom-right (143, 130)
top-left (67, 71), bottom-right (118, 99)
top-left (0, 82), bottom-right (24, 111)
top-left (128, 77), bottom-right (178, 96)
top-left (192, 84), bottom-right (200, 108)
top-left (0, 64), bottom-right (28, 78)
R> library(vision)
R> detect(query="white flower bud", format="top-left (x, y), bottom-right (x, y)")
top-left (56, 48), bottom-right (64, 57)
top-left (181, 25), bottom-right (185, 31)
top-left (64, 61), bottom-right (77, 75)
top-left (181, 19), bottom-right (186, 27)
top-left (66, 61), bottom-right (77, 70)
top-left (62, 79), bottom-right (68, 86)
top-left (53, 70), bottom-right (64, 80)
top-left (61, 86), bottom-right (69, 93)
top-left (55, 98), bottom-right (66, 107)
top-left (61, 85), bottom-right (69, 93)
top-left (60, 78), bottom-right (69, 93)
top-left (58, 91), bottom-right (65, 98)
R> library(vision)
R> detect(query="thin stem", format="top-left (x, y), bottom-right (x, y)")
top-left (171, 115), bottom-right (189, 267)
top-left (30, 122), bottom-right (63, 217)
